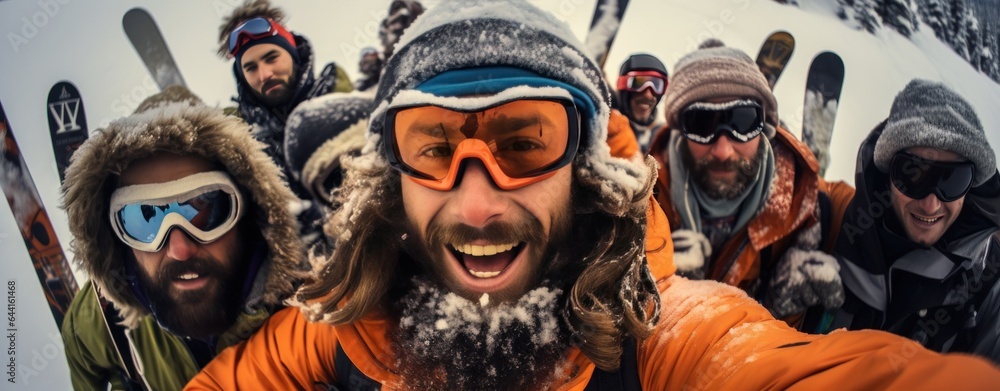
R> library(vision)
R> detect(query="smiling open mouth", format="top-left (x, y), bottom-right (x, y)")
top-left (912, 213), bottom-right (942, 224)
top-left (449, 242), bottom-right (523, 279)
top-left (168, 269), bottom-right (212, 291)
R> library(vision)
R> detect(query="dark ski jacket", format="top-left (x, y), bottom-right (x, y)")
top-left (232, 34), bottom-right (353, 168)
top-left (60, 88), bottom-right (308, 391)
top-left (231, 33), bottom-right (352, 249)
top-left (825, 121), bottom-right (1000, 364)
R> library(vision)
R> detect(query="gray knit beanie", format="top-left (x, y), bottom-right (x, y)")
top-left (663, 39), bottom-right (778, 136)
top-left (874, 79), bottom-right (996, 186)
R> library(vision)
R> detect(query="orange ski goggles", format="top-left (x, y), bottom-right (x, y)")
top-left (383, 98), bottom-right (581, 191)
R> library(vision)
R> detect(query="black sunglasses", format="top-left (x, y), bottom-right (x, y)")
top-left (679, 100), bottom-right (764, 144)
top-left (890, 152), bottom-right (975, 202)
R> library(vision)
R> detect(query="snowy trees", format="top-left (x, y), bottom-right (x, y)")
top-left (879, 0), bottom-right (917, 37)
top-left (791, 0), bottom-right (1000, 83)
top-left (964, 14), bottom-right (983, 71)
top-left (855, 0), bottom-right (882, 33)
top-left (980, 26), bottom-right (998, 78)
top-left (947, 0), bottom-right (971, 58)
top-left (919, 0), bottom-right (951, 39)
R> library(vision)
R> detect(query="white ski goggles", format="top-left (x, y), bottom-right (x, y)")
top-left (109, 171), bottom-right (244, 253)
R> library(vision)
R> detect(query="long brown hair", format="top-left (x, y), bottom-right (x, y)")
top-left (296, 153), bottom-right (661, 371)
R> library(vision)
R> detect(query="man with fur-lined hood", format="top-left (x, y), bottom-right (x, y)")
top-left (648, 39), bottom-right (855, 329)
top-left (60, 86), bottom-right (306, 391)
top-left (188, 2), bottom-right (1000, 390)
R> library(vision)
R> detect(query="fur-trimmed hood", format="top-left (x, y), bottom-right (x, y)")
top-left (61, 87), bottom-right (306, 328)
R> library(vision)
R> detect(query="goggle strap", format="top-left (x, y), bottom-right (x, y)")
top-left (684, 98), bottom-right (760, 112)
top-left (386, 86), bottom-right (574, 112)
top-left (109, 171), bottom-right (239, 210)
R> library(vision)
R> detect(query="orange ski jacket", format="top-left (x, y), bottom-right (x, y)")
top-left (649, 124), bottom-right (854, 327)
top-left (186, 201), bottom-right (1000, 390)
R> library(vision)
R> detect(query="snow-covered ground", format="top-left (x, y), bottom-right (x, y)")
top-left (0, 1), bottom-right (997, 389)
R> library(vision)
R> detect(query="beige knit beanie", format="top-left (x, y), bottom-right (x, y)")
top-left (663, 39), bottom-right (778, 137)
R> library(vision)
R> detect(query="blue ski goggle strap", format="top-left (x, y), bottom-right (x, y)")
top-left (679, 99), bottom-right (764, 144)
top-left (109, 171), bottom-right (244, 253)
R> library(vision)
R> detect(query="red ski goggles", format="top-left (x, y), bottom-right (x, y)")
top-left (890, 152), bottom-right (975, 202)
top-left (383, 98), bottom-right (581, 191)
top-left (227, 17), bottom-right (294, 58)
top-left (617, 71), bottom-right (668, 95)
top-left (678, 100), bottom-right (764, 144)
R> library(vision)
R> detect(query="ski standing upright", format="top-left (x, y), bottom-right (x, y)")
top-left (755, 30), bottom-right (795, 90)
top-left (0, 100), bottom-right (78, 328)
top-left (802, 51), bottom-right (845, 177)
top-left (585, 0), bottom-right (632, 69)
top-left (123, 7), bottom-right (186, 90)
top-left (47, 81), bottom-right (89, 184)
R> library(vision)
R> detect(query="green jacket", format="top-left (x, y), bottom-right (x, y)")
top-left (59, 88), bottom-right (307, 390)
top-left (63, 281), bottom-right (275, 391)
top-left (62, 281), bottom-right (195, 391)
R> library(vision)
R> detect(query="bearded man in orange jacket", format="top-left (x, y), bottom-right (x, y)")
top-left (648, 39), bottom-right (855, 330)
top-left (187, 1), bottom-right (1000, 389)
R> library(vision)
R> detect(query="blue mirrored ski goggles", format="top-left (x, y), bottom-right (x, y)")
top-left (109, 171), bottom-right (244, 252)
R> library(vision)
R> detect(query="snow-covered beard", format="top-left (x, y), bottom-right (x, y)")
top-left (390, 277), bottom-right (571, 391)
top-left (682, 138), bottom-right (766, 200)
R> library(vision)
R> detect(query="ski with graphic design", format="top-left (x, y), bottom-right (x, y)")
top-left (755, 31), bottom-right (795, 90)
top-left (802, 51), bottom-right (845, 177)
top-left (584, 0), bottom-right (631, 69)
top-left (123, 7), bottom-right (186, 90)
top-left (0, 99), bottom-right (78, 328)
top-left (47, 81), bottom-right (89, 183)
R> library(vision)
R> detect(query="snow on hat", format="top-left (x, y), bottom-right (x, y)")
top-left (284, 94), bottom-right (371, 203)
top-left (133, 85), bottom-right (203, 114)
top-left (663, 39), bottom-right (778, 136)
top-left (365, 0), bottom-right (652, 217)
top-left (874, 79), bottom-right (996, 186)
